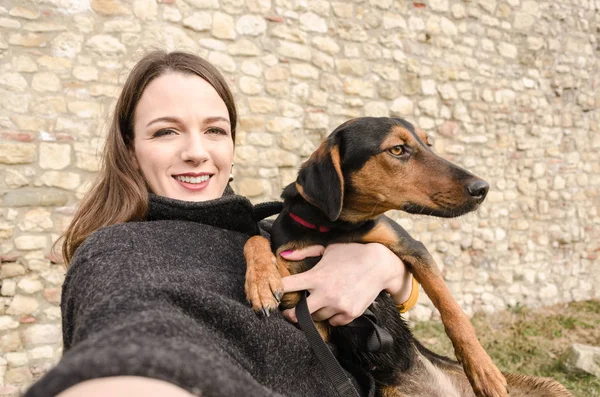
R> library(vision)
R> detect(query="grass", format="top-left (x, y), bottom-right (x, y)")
top-left (411, 300), bottom-right (600, 397)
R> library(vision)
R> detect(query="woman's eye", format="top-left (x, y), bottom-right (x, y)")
top-left (152, 128), bottom-right (177, 138)
top-left (206, 127), bottom-right (228, 135)
top-left (388, 145), bottom-right (406, 157)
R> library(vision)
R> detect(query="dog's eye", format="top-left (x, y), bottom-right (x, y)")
top-left (388, 145), bottom-right (406, 157)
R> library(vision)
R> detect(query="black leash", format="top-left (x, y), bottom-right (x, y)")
top-left (346, 308), bottom-right (394, 353)
top-left (296, 291), bottom-right (362, 397)
top-left (251, 202), bottom-right (394, 396)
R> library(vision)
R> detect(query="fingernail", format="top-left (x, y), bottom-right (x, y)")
top-left (280, 250), bottom-right (293, 258)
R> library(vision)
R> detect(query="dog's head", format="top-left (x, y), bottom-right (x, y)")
top-left (293, 117), bottom-right (489, 222)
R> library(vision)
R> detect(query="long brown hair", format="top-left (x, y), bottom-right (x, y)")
top-left (61, 51), bottom-right (237, 265)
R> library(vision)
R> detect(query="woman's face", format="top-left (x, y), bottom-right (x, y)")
top-left (132, 72), bottom-right (234, 202)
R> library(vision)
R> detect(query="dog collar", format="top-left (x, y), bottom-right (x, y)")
top-left (289, 212), bottom-right (331, 232)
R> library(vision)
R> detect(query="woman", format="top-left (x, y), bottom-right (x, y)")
top-left (25, 51), bottom-right (417, 397)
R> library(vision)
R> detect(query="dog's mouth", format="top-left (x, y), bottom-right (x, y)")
top-left (402, 202), bottom-right (480, 218)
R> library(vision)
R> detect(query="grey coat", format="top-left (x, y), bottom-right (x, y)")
top-left (25, 193), bottom-right (361, 397)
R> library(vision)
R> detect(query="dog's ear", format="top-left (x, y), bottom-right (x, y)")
top-left (296, 139), bottom-right (344, 221)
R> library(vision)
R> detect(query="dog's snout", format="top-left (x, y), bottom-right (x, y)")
top-left (467, 180), bottom-right (489, 202)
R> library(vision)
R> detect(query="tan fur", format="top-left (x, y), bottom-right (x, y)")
top-left (359, 222), bottom-right (509, 397)
top-left (330, 145), bottom-right (344, 207)
top-left (244, 236), bottom-right (284, 313)
top-left (381, 350), bottom-right (574, 397)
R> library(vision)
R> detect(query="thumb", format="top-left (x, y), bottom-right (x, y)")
top-left (279, 245), bottom-right (325, 261)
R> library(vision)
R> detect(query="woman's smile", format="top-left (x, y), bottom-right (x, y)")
top-left (173, 173), bottom-right (213, 191)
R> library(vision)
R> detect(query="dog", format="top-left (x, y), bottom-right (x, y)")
top-left (244, 117), bottom-right (572, 397)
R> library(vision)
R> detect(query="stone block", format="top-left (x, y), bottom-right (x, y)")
top-left (0, 264), bottom-right (26, 279)
top-left (239, 76), bottom-right (262, 95)
top-left (7, 295), bottom-right (39, 315)
top-left (0, 316), bottom-right (19, 331)
top-left (364, 101), bottom-right (389, 117)
top-left (5, 353), bottom-right (28, 367)
top-left (43, 288), bottom-right (62, 305)
top-left (236, 15), bottom-right (266, 36)
top-left (133, 0), bottom-right (157, 20)
top-left (208, 51), bottom-right (236, 73)
top-left (228, 39), bottom-right (260, 56)
top-left (9, 33), bottom-right (48, 47)
top-left (0, 331), bottom-right (22, 352)
top-left (187, 0), bottom-right (219, 8)
top-left (183, 12), bottom-right (212, 31)
top-left (17, 277), bottom-right (44, 294)
top-left (90, 0), bottom-right (131, 15)
top-left (343, 78), bottom-right (375, 98)
top-left (14, 235), bottom-right (47, 251)
top-left (277, 41), bottom-right (312, 61)
top-left (238, 178), bottom-right (264, 197)
top-left (40, 266), bottom-right (65, 286)
top-left (390, 97), bottom-right (414, 117)
top-left (290, 64), bottom-right (319, 79)
top-left (429, 0), bottom-right (449, 12)
top-left (39, 143), bottom-right (71, 170)
top-left (12, 55), bottom-right (38, 73)
top-left (248, 97), bottom-right (277, 114)
top-left (0, 73), bottom-right (28, 92)
top-left (23, 324), bottom-right (61, 347)
top-left (9, 6), bottom-right (40, 20)
top-left (566, 344), bottom-right (600, 377)
top-left (312, 37), bottom-right (340, 54)
top-left (1, 279), bottom-right (16, 296)
top-left (299, 12), bottom-right (327, 33)
top-left (85, 34), bottom-right (126, 55)
top-left (212, 12), bottom-right (236, 40)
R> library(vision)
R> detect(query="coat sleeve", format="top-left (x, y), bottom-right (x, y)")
top-left (24, 227), bottom-right (280, 397)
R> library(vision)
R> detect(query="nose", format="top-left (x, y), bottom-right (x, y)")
top-left (181, 135), bottom-right (209, 164)
top-left (466, 179), bottom-right (489, 202)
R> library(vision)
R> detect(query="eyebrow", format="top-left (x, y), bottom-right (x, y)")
top-left (146, 116), bottom-right (230, 128)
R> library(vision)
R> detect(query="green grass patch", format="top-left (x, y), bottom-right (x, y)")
top-left (411, 300), bottom-right (600, 397)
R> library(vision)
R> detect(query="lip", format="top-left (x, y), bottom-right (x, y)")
top-left (173, 172), bottom-right (213, 177)
top-left (172, 173), bottom-right (213, 191)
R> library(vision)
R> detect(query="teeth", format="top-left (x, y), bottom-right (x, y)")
top-left (175, 175), bottom-right (210, 184)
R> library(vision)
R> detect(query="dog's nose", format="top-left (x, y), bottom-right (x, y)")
top-left (467, 180), bottom-right (489, 202)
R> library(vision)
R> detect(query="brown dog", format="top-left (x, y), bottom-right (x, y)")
top-left (244, 117), bottom-right (572, 397)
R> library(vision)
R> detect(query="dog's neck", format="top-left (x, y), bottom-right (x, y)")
top-left (281, 183), bottom-right (371, 232)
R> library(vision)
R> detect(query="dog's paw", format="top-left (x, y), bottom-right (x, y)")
top-left (461, 350), bottom-right (509, 397)
top-left (245, 254), bottom-right (283, 316)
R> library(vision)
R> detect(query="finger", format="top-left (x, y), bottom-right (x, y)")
top-left (328, 313), bottom-right (353, 327)
top-left (283, 293), bottom-right (324, 322)
top-left (311, 307), bottom-right (339, 322)
top-left (281, 272), bottom-right (313, 293)
top-left (283, 308), bottom-right (297, 323)
top-left (279, 245), bottom-right (325, 261)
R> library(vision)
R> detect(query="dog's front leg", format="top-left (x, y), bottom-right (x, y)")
top-left (361, 220), bottom-right (508, 397)
top-left (244, 235), bottom-right (284, 315)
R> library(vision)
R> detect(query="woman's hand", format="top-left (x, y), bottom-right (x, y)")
top-left (280, 243), bottom-right (413, 326)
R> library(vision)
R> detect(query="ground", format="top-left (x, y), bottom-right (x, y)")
top-left (411, 300), bottom-right (600, 397)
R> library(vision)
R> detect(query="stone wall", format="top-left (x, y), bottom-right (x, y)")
top-left (0, 0), bottom-right (598, 393)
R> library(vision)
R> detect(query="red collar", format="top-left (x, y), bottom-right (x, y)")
top-left (289, 212), bottom-right (331, 232)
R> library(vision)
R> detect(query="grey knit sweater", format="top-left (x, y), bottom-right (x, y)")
top-left (25, 192), bottom-right (357, 397)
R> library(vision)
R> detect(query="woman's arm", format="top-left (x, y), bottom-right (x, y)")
top-left (280, 243), bottom-right (416, 326)
top-left (57, 377), bottom-right (194, 397)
